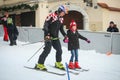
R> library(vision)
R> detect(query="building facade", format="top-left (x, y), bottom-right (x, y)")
top-left (0, 0), bottom-right (120, 32)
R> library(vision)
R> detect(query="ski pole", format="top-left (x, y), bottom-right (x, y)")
top-left (65, 62), bottom-right (70, 80)
top-left (22, 40), bottom-right (45, 46)
top-left (22, 37), bottom-right (60, 46)
top-left (27, 44), bottom-right (45, 62)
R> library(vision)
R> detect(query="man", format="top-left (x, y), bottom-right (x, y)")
top-left (2, 12), bottom-right (18, 46)
top-left (107, 21), bottom-right (119, 32)
top-left (35, 5), bottom-right (68, 70)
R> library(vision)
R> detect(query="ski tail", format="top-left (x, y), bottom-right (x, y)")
top-left (24, 66), bottom-right (66, 76)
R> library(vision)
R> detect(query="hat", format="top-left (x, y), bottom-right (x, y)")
top-left (58, 5), bottom-right (68, 14)
top-left (70, 20), bottom-right (77, 27)
top-left (70, 20), bottom-right (77, 31)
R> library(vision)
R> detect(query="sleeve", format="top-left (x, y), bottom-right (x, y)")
top-left (60, 24), bottom-right (67, 37)
top-left (67, 30), bottom-right (71, 38)
top-left (42, 15), bottom-right (53, 36)
top-left (0, 17), bottom-right (4, 24)
top-left (115, 28), bottom-right (119, 32)
top-left (107, 27), bottom-right (111, 32)
top-left (1, 16), bottom-right (7, 27)
top-left (14, 25), bottom-right (19, 35)
top-left (77, 31), bottom-right (87, 41)
top-left (117, 28), bottom-right (119, 32)
top-left (0, 17), bottom-right (2, 24)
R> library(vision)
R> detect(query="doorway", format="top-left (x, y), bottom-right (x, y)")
top-left (63, 10), bottom-right (83, 29)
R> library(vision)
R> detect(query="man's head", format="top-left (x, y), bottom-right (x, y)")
top-left (58, 5), bottom-right (68, 17)
top-left (109, 21), bottom-right (114, 27)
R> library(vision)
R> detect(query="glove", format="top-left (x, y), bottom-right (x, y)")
top-left (45, 35), bottom-right (51, 41)
top-left (86, 39), bottom-right (90, 43)
top-left (63, 36), bottom-right (69, 43)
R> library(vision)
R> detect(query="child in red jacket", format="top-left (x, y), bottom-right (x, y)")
top-left (64, 20), bottom-right (90, 69)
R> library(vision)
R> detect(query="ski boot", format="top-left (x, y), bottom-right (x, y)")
top-left (74, 61), bottom-right (81, 69)
top-left (55, 62), bottom-right (65, 70)
top-left (35, 64), bottom-right (47, 71)
top-left (68, 62), bottom-right (75, 69)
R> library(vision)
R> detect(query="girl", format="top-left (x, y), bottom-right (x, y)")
top-left (64, 20), bottom-right (90, 69)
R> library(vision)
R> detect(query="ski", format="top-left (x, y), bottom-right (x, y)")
top-left (47, 64), bottom-right (79, 75)
top-left (24, 66), bottom-right (66, 76)
top-left (72, 68), bottom-right (89, 72)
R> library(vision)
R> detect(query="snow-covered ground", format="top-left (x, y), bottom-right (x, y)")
top-left (0, 37), bottom-right (120, 80)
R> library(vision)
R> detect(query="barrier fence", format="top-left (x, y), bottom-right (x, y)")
top-left (0, 26), bottom-right (120, 54)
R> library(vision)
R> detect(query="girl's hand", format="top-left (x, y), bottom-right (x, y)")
top-left (86, 39), bottom-right (90, 43)
top-left (63, 36), bottom-right (69, 43)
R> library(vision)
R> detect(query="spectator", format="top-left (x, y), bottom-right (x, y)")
top-left (107, 21), bottom-right (119, 32)
top-left (3, 12), bottom-right (19, 46)
top-left (0, 12), bottom-right (9, 41)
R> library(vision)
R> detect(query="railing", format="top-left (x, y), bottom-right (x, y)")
top-left (0, 26), bottom-right (120, 54)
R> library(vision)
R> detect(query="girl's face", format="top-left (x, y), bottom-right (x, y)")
top-left (72, 26), bottom-right (77, 31)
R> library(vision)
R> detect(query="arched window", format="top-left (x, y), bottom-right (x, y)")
top-left (63, 10), bottom-right (83, 30)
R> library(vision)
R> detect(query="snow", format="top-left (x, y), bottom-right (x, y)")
top-left (0, 37), bottom-right (120, 80)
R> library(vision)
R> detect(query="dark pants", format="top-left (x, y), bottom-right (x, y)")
top-left (7, 25), bottom-right (17, 45)
top-left (38, 39), bottom-right (62, 64)
top-left (8, 29), bottom-right (16, 45)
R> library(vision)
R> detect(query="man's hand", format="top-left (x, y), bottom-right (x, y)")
top-left (45, 35), bottom-right (51, 41)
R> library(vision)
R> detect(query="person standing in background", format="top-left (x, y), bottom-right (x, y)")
top-left (1, 12), bottom-right (19, 46)
top-left (107, 21), bottom-right (119, 32)
top-left (1, 12), bottom-right (9, 41)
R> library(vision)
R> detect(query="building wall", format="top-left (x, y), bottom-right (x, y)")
top-left (35, 0), bottom-right (90, 30)
top-left (35, 0), bottom-right (120, 32)
top-left (97, 0), bottom-right (120, 7)
top-left (97, 0), bottom-right (120, 31)
top-left (36, 2), bottom-right (49, 27)
top-left (85, 6), bottom-right (103, 31)
top-left (1, 0), bottom-right (119, 31)
top-left (36, 0), bottom-right (100, 31)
